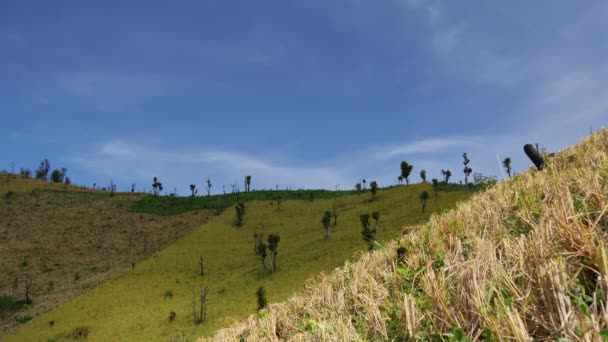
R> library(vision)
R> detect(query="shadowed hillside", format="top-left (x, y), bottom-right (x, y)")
top-left (203, 129), bottom-right (608, 341)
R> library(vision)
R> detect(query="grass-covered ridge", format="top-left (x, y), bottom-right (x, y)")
top-left (133, 189), bottom-right (358, 216)
top-left (203, 129), bottom-right (608, 341)
top-left (6, 182), bottom-right (472, 341)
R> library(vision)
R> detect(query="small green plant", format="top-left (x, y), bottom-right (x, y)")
top-left (268, 234), bottom-right (280, 273)
top-left (419, 191), bottom-right (430, 213)
top-left (322, 211), bottom-right (332, 240)
top-left (256, 286), bottom-right (267, 310)
top-left (15, 315), bottom-right (33, 324)
top-left (369, 181), bottom-right (378, 201)
top-left (234, 200), bottom-right (246, 227)
top-left (164, 289), bottom-right (174, 300)
top-left (4, 190), bottom-right (16, 203)
top-left (360, 214), bottom-right (375, 251)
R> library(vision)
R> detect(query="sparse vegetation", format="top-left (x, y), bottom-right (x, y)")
top-left (234, 199), bottom-right (246, 227)
top-left (34, 159), bottom-right (50, 181)
top-left (420, 169), bottom-right (426, 183)
top-left (267, 234), bottom-right (280, 274)
top-left (502, 157), bottom-right (512, 177)
top-left (322, 211), bottom-right (332, 240)
top-left (419, 190), bottom-right (429, 212)
top-left (400, 161), bottom-right (413, 185)
top-left (205, 129), bottom-right (608, 342)
top-left (4, 177), bottom-right (471, 341)
top-left (152, 177), bottom-right (163, 196)
top-left (369, 181), bottom-right (378, 201)
top-left (256, 286), bottom-right (266, 311)
top-left (441, 169), bottom-right (452, 183)
top-left (462, 153), bottom-right (472, 185)
top-left (360, 213), bottom-right (374, 251)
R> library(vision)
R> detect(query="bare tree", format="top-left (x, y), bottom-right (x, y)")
top-left (462, 153), bottom-right (472, 185)
top-left (322, 211), bottom-right (332, 240)
top-left (206, 179), bottom-right (212, 196)
top-left (198, 256), bottom-right (204, 276)
top-left (192, 285), bottom-right (208, 324)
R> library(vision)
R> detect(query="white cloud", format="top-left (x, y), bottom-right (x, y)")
top-left (369, 137), bottom-right (479, 161)
top-left (69, 135), bottom-right (483, 193)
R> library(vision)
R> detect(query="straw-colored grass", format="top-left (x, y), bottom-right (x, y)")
top-left (204, 128), bottom-right (608, 341)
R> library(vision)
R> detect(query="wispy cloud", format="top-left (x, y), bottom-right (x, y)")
top-left (69, 135), bottom-right (482, 193)
top-left (368, 137), bottom-right (479, 161)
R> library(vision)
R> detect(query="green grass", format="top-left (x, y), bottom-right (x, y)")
top-left (7, 184), bottom-right (473, 341)
top-left (0, 296), bottom-right (25, 313)
top-left (132, 189), bottom-right (358, 216)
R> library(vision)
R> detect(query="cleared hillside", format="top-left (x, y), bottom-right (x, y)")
top-left (203, 129), bottom-right (608, 341)
top-left (0, 185), bottom-right (212, 339)
top-left (6, 182), bottom-right (473, 341)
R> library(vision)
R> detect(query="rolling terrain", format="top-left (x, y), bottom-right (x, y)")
top-left (204, 129), bottom-right (608, 341)
top-left (4, 180), bottom-right (473, 341)
top-left (0, 179), bottom-right (213, 339)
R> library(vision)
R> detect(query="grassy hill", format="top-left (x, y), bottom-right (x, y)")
top-left (203, 129), bottom-right (608, 341)
top-left (0, 182), bottom-right (213, 339)
top-left (5, 181), bottom-right (473, 341)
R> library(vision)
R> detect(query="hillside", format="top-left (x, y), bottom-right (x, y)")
top-left (203, 129), bottom-right (608, 341)
top-left (0, 182), bottom-right (213, 339)
top-left (5, 181), bottom-right (473, 341)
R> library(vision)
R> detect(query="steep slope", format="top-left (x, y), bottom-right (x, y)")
top-left (6, 183), bottom-right (473, 341)
top-left (204, 129), bottom-right (608, 341)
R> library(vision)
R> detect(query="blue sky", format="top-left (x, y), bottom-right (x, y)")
top-left (1, 1), bottom-right (606, 194)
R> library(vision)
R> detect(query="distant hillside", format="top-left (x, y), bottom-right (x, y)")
top-left (6, 178), bottom-right (474, 341)
top-left (203, 129), bottom-right (608, 341)
top-left (0, 182), bottom-right (213, 339)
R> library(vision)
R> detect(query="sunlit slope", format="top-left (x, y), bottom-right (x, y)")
top-left (7, 184), bottom-right (472, 341)
top-left (205, 129), bottom-right (608, 341)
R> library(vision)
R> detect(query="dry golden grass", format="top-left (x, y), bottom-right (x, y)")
top-left (203, 129), bottom-right (608, 341)
top-left (0, 186), bottom-right (212, 339)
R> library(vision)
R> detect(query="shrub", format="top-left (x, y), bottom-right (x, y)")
top-left (256, 286), bottom-right (267, 310)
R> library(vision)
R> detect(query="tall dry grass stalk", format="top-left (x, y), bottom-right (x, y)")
top-left (201, 129), bottom-right (608, 341)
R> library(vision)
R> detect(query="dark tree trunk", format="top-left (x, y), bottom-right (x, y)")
top-left (524, 144), bottom-right (545, 170)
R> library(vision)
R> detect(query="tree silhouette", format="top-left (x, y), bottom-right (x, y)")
top-left (397, 175), bottom-right (404, 185)
top-left (502, 157), bottom-right (512, 177)
top-left (431, 178), bottom-right (439, 201)
top-left (362, 179), bottom-right (366, 190)
top-left (268, 234), bottom-right (280, 273)
top-left (462, 153), bottom-right (472, 185)
top-left (420, 170), bottom-right (427, 183)
top-left (322, 211), bottom-right (332, 239)
top-left (400, 161), bottom-right (413, 185)
top-left (245, 175), bottom-right (252, 192)
top-left (206, 179), bottom-right (212, 196)
top-left (35, 159), bottom-right (51, 181)
top-left (355, 182), bottom-right (362, 194)
top-left (190, 184), bottom-right (197, 197)
top-left (419, 191), bottom-right (430, 213)
top-left (441, 169), bottom-right (451, 183)
top-left (370, 181), bottom-right (378, 201)
top-left (152, 177), bottom-right (163, 196)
